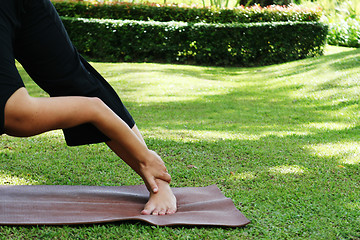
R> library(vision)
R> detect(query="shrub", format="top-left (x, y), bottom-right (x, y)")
top-left (52, 1), bottom-right (322, 23)
top-left (297, 0), bottom-right (360, 48)
top-left (325, 17), bottom-right (360, 47)
top-left (62, 17), bottom-right (328, 66)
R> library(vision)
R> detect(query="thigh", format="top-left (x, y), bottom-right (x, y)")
top-left (0, 0), bottom-right (26, 134)
top-left (13, 0), bottom-right (87, 96)
top-left (13, 0), bottom-right (135, 145)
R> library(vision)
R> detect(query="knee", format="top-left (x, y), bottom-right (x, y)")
top-left (3, 88), bottom-right (37, 137)
top-left (89, 97), bottom-right (104, 108)
top-left (87, 97), bottom-right (108, 117)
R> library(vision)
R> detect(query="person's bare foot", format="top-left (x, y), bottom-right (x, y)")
top-left (141, 179), bottom-right (177, 215)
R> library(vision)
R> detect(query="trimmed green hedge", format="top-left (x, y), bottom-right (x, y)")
top-left (53, 1), bottom-right (322, 23)
top-left (62, 17), bottom-right (328, 66)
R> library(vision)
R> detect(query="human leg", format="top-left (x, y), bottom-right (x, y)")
top-left (107, 123), bottom-right (177, 215)
top-left (5, 0), bottom-right (177, 214)
top-left (107, 140), bottom-right (177, 215)
top-left (4, 87), bottom-right (170, 189)
top-left (14, 0), bottom-right (135, 146)
top-left (0, 0), bottom-right (25, 135)
top-left (4, 88), bottom-right (176, 214)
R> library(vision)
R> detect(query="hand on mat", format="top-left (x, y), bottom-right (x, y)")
top-left (139, 150), bottom-right (172, 194)
top-left (141, 179), bottom-right (177, 215)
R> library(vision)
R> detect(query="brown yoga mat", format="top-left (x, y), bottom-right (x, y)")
top-left (0, 184), bottom-right (250, 227)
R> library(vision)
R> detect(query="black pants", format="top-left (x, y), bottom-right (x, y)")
top-left (0, 0), bottom-right (135, 146)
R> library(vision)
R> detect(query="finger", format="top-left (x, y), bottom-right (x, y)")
top-left (160, 172), bottom-right (172, 183)
top-left (146, 177), bottom-right (159, 193)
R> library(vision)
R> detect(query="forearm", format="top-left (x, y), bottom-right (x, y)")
top-left (90, 101), bottom-right (149, 161)
top-left (90, 99), bottom-right (171, 191)
top-left (5, 89), bottom-right (170, 191)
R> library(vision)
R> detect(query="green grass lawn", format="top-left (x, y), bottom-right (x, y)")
top-left (1, 45), bottom-right (360, 239)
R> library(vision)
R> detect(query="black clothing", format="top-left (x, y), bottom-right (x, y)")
top-left (0, 0), bottom-right (135, 146)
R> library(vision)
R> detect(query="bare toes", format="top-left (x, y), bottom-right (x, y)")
top-left (140, 209), bottom-right (151, 215)
top-left (166, 207), bottom-right (177, 215)
top-left (141, 203), bottom-right (156, 215)
top-left (158, 209), bottom-right (166, 215)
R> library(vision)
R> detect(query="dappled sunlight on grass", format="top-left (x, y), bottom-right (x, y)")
top-left (255, 48), bottom-right (360, 102)
top-left (228, 165), bottom-right (306, 183)
top-left (230, 171), bottom-right (256, 180)
top-left (141, 128), bottom-right (311, 142)
top-left (305, 142), bottom-right (360, 164)
top-left (92, 48), bottom-right (360, 145)
top-left (0, 172), bottom-right (38, 185)
top-left (259, 130), bottom-right (310, 138)
top-left (304, 122), bottom-right (355, 131)
top-left (142, 128), bottom-right (262, 141)
top-left (290, 61), bottom-right (360, 103)
top-left (1, 130), bottom-right (65, 147)
top-left (268, 165), bottom-right (306, 175)
top-left (3, 46), bottom-right (360, 239)
top-left (324, 45), bottom-right (357, 55)
top-left (95, 62), bottom-right (237, 103)
top-left (345, 202), bottom-right (360, 210)
top-left (39, 130), bottom-right (64, 138)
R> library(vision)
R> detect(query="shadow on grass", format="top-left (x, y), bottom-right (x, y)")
top-left (1, 124), bottom-right (359, 237)
top-left (159, 48), bottom-right (357, 79)
top-left (1, 47), bottom-right (359, 238)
